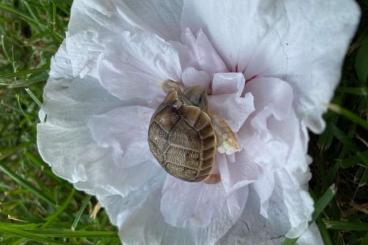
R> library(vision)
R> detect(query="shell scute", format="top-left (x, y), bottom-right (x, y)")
top-left (168, 119), bottom-right (201, 150)
top-left (148, 92), bottom-right (217, 182)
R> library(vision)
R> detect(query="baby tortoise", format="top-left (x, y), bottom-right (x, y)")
top-left (148, 80), bottom-right (240, 183)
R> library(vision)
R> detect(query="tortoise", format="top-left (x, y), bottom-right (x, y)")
top-left (148, 80), bottom-right (240, 183)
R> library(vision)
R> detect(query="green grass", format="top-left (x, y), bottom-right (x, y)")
top-left (0, 0), bottom-right (367, 244)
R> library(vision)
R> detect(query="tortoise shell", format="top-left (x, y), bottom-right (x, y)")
top-left (148, 90), bottom-right (217, 182)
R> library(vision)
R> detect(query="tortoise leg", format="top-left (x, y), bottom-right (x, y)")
top-left (183, 86), bottom-right (208, 111)
top-left (204, 174), bottom-right (221, 184)
top-left (209, 112), bottom-right (240, 155)
top-left (204, 163), bottom-right (221, 184)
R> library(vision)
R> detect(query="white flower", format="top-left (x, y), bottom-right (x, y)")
top-left (37, 1), bottom-right (360, 244)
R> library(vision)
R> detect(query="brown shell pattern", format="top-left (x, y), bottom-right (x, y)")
top-left (148, 102), bottom-right (217, 182)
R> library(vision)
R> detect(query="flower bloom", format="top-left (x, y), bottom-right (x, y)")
top-left (37, 1), bottom-right (360, 244)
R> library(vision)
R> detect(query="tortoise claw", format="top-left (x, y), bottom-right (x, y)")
top-left (204, 174), bottom-right (221, 184)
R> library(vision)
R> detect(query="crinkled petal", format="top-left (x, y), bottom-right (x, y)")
top-left (217, 186), bottom-right (290, 245)
top-left (50, 32), bottom-right (103, 80)
top-left (253, 171), bottom-right (275, 218)
top-left (235, 76), bottom-right (313, 238)
top-left (181, 67), bottom-right (211, 89)
top-left (182, 0), bottom-right (360, 133)
top-left (208, 73), bottom-right (255, 132)
top-left (117, 0), bottom-right (183, 41)
top-left (211, 73), bottom-right (245, 96)
top-left (218, 153), bottom-right (262, 194)
top-left (38, 81), bottom-right (161, 198)
top-left (88, 106), bottom-right (155, 168)
top-left (68, 0), bottom-right (138, 36)
top-left (280, 0), bottom-right (360, 133)
top-left (98, 31), bottom-right (182, 104)
top-left (161, 176), bottom-right (234, 227)
top-left (42, 39), bottom-right (121, 128)
top-left (246, 77), bottom-right (293, 123)
top-left (38, 28), bottom-right (163, 212)
top-left (182, 28), bottom-right (227, 73)
top-left (218, 175), bottom-right (312, 244)
top-left (182, 0), bottom-right (286, 72)
top-left (101, 175), bottom-right (248, 245)
top-left (68, 0), bottom-right (183, 41)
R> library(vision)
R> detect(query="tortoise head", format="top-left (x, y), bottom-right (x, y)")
top-left (183, 86), bottom-right (208, 111)
top-left (161, 80), bottom-right (208, 111)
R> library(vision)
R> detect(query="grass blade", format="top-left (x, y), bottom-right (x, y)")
top-left (0, 3), bottom-right (41, 27)
top-left (25, 88), bottom-right (42, 107)
top-left (0, 65), bottom-right (48, 79)
top-left (0, 223), bottom-right (118, 239)
top-left (43, 189), bottom-right (75, 228)
top-left (0, 224), bottom-right (64, 244)
top-left (71, 195), bottom-right (91, 230)
top-left (324, 221), bottom-right (368, 231)
top-left (328, 104), bottom-right (368, 129)
top-left (281, 238), bottom-right (297, 245)
top-left (337, 87), bottom-right (368, 96)
top-left (312, 184), bottom-right (337, 221)
top-left (317, 221), bottom-right (333, 245)
top-left (29, 229), bottom-right (118, 238)
top-left (0, 163), bottom-right (56, 207)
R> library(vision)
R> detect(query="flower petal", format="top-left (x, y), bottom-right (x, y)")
top-left (98, 31), bottom-right (182, 104)
top-left (99, 174), bottom-right (249, 245)
top-left (181, 67), bottom-right (211, 89)
top-left (161, 176), bottom-right (227, 227)
top-left (38, 30), bottom-right (163, 208)
top-left (237, 76), bottom-right (313, 237)
top-left (182, 28), bottom-right (227, 73)
top-left (42, 39), bottom-right (121, 128)
top-left (208, 73), bottom-right (255, 133)
top-left (279, 0), bottom-right (360, 133)
top-left (68, 0), bottom-right (137, 36)
top-left (117, 0), bottom-right (183, 41)
top-left (211, 73), bottom-right (245, 96)
top-left (218, 153), bottom-right (262, 194)
top-left (297, 223), bottom-right (323, 245)
top-left (181, 0), bottom-right (286, 72)
top-left (88, 106), bottom-right (155, 168)
top-left (217, 186), bottom-right (290, 245)
top-left (68, 0), bottom-right (183, 41)
top-left (246, 77), bottom-right (293, 123)
top-left (50, 32), bottom-right (103, 80)
top-left (37, 89), bottom-right (163, 196)
top-left (182, 0), bottom-right (360, 133)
